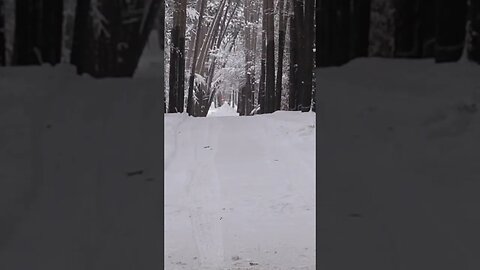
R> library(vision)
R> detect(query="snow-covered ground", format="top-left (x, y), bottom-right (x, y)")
top-left (3, 56), bottom-right (479, 269)
top-left (0, 65), bottom-right (164, 269)
top-left (207, 103), bottom-right (239, 117)
top-left (165, 109), bottom-right (316, 269)
top-left (317, 58), bottom-right (480, 269)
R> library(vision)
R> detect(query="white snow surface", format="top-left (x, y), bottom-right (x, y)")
top-left (317, 58), bottom-right (480, 269)
top-left (165, 111), bottom-right (316, 269)
top-left (207, 102), bottom-right (239, 117)
top-left (3, 56), bottom-right (480, 269)
top-left (0, 64), bottom-right (163, 269)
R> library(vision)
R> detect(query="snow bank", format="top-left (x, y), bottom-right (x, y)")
top-left (0, 65), bottom-right (163, 269)
top-left (316, 58), bottom-right (480, 269)
top-left (207, 102), bottom-right (239, 117)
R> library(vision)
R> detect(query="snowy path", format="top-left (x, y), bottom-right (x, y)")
top-left (165, 109), bottom-right (316, 269)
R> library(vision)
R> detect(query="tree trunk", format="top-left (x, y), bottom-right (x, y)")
top-left (0, 0), bottom-right (5, 65)
top-left (259, 0), bottom-right (267, 114)
top-left (276, 0), bottom-right (289, 110)
top-left (159, 0), bottom-right (166, 113)
top-left (316, 0), bottom-right (347, 67)
top-left (196, 0), bottom-right (227, 74)
top-left (290, 0), bottom-right (308, 111)
top-left (315, 0), bottom-right (320, 67)
top-left (289, 0), bottom-right (299, 110)
top-left (201, 0), bottom-right (238, 117)
top-left (71, 0), bottom-right (160, 77)
top-left (61, 0), bottom-right (76, 63)
top-left (351, 0), bottom-right (371, 58)
top-left (393, 0), bottom-right (435, 58)
top-left (244, 0), bottom-right (254, 116)
top-left (369, 0), bottom-right (395, 57)
top-left (434, 0), bottom-right (467, 62)
top-left (168, 0), bottom-right (188, 113)
top-left (317, 0), bottom-right (369, 67)
top-left (301, 0), bottom-right (314, 112)
top-left (14, 0), bottom-right (63, 65)
top-left (71, 0), bottom-right (92, 72)
top-left (186, 0), bottom-right (203, 69)
top-left (265, 0), bottom-right (275, 113)
top-left (187, 0), bottom-right (206, 116)
top-left (468, 0), bottom-right (480, 63)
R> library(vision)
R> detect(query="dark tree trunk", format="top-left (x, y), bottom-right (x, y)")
top-left (276, 0), bottom-right (289, 110)
top-left (168, 0), bottom-right (187, 113)
top-left (393, 0), bottom-right (435, 58)
top-left (238, 84), bottom-right (246, 116)
top-left (265, 0), bottom-right (275, 113)
top-left (14, 0), bottom-right (63, 65)
top-left (315, 0), bottom-right (321, 67)
top-left (316, 0), bottom-right (348, 67)
top-left (312, 70), bottom-right (316, 112)
top-left (317, 0), bottom-right (370, 67)
top-left (369, 0), bottom-right (396, 57)
top-left (61, 0), bottom-right (77, 63)
top-left (468, 0), bottom-right (480, 63)
top-left (186, 0), bottom-right (203, 69)
top-left (301, 0), bottom-right (314, 112)
top-left (71, 0), bottom-right (92, 72)
top-left (71, 0), bottom-right (160, 77)
top-left (290, 0), bottom-right (307, 111)
top-left (159, 1), bottom-right (165, 52)
top-left (196, 0), bottom-right (227, 75)
top-left (434, 0), bottom-right (467, 63)
top-left (351, 0), bottom-right (371, 58)
top-left (187, 0), bottom-right (206, 116)
top-left (289, 0), bottom-right (299, 110)
top-left (159, 1), bottom-right (166, 113)
top-left (259, 0), bottom-right (267, 114)
top-left (0, 0), bottom-right (5, 65)
top-left (244, 0), bottom-right (255, 116)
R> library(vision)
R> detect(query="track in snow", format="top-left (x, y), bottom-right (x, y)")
top-left (164, 108), bottom-right (315, 269)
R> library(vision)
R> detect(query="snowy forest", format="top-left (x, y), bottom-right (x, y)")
top-left (0, 1), bottom-right (478, 82)
top-left (1, 0), bottom-right (480, 269)
top-left (0, 0), bottom-right (163, 77)
top-left (165, 0), bottom-right (480, 117)
top-left (164, 0), bottom-right (315, 116)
